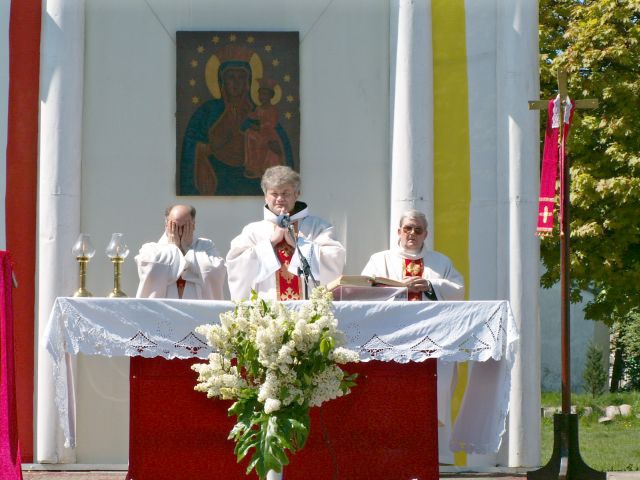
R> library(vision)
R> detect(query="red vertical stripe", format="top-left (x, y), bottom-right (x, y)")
top-left (6, 0), bottom-right (42, 463)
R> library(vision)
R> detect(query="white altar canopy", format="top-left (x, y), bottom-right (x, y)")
top-left (44, 298), bottom-right (518, 456)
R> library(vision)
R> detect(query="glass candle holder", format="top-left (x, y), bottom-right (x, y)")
top-left (72, 234), bottom-right (95, 297)
top-left (105, 233), bottom-right (129, 298)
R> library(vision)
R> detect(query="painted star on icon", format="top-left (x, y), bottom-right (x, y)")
top-left (286, 95), bottom-right (294, 103)
top-left (190, 59), bottom-right (198, 68)
top-left (283, 74), bottom-right (291, 82)
top-left (272, 59), bottom-right (280, 67)
top-left (189, 79), bottom-right (196, 87)
top-left (197, 46), bottom-right (205, 53)
top-left (229, 34), bottom-right (237, 42)
top-left (284, 112), bottom-right (293, 120)
top-left (192, 96), bottom-right (200, 104)
top-left (265, 45), bottom-right (272, 52)
top-left (247, 36), bottom-right (255, 44)
top-left (212, 36), bottom-right (220, 44)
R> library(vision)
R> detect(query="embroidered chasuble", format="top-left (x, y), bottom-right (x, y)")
top-left (275, 239), bottom-right (301, 300)
top-left (226, 202), bottom-right (346, 301)
top-left (404, 258), bottom-right (423, 301)
top-left (403, 258), bottom-right (437, 301)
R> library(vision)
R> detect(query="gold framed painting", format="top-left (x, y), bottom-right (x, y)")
top-left (176, 31), bottom-right (300, 196)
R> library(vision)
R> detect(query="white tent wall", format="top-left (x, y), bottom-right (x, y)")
top-left (465, 0), bottom-right (500, 465)
top-left (465, 1), bottom-right (499, 306)
top-left (32, 0), bottom-right (552, 469)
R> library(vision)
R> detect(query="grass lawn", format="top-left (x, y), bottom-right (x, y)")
top-left (541, 391), bottom-right (640, 471)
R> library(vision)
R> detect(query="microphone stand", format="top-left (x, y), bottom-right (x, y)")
top-left (285, 223), bottom-right (318, 300)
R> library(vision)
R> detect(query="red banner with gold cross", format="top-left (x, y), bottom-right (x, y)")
top-left (537, 96), bottom-right (575, 236)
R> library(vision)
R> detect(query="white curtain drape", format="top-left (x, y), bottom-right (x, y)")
top-left (389, 0), bottom-right (434, 247)
top-left (36, 0), bottom-right (85, 463)
top-left (496, 0), bottom-right (540, 468)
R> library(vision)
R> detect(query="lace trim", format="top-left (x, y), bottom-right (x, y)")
top-left (45, 297), bottom-right (518, 453)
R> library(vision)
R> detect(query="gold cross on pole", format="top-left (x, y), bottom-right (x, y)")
top-left (529, 70), bottom-right (598, 146)
top-left (529, 70), bottom-right (599, 111)
top-left (529, 68), bottom-right (599, 410)
top-left (527, 70), bottom-right (604, 480)
top-left (530, 69), bottom-right (598, 234)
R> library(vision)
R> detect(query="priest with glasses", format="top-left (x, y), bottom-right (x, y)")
top-left (361, 209), bottom-right (464, 464)
top-left (226, 165), bottom-right (346, 301)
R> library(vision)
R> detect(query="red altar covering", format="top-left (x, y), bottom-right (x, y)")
top-left (0, 252), bottom-right (23, 480)
top-left (127, 357), bottom-right (438, 480)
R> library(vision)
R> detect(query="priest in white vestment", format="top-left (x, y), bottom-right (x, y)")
top-left (135, 204), bottom-right (226, 299)
top-left (227, 166), bottom-right (345, 300)
top-left (361, 209), bottom-right (464, 464)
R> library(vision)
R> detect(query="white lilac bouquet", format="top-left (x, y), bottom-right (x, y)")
top-left (192, 286), bottom-right (359, 479)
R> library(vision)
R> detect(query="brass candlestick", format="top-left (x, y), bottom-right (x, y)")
top-left (72, 234), bottom-right (95, 297)
top-left (106, 233), bottom-right (129, 298)
top-left (108, 256), bottom-right (126, 298)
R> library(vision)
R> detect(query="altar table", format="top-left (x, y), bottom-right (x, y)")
top-left (128, 356), bottom-right (438, 479)
top-left (44, 298), bottom-right (517, 478)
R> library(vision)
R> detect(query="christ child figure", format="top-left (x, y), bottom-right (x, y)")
top-left (243, 79), bottom-right (284, 179)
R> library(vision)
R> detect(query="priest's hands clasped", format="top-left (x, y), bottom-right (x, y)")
top-left (270, 224), bottom-right (295, 247)
top-left (401, 276), bottom-right (433, 294)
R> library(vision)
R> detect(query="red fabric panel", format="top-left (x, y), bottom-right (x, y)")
top-left (6, 0), bottom-right (42, 463)
top-left (127, 357), bottom-right (247, 480)
top-left (0, 252), bottom-right (22, 479)
top-left (127, 358), bottom-right (438, 480)
top-left (287, 360), bottom-right (439, 480)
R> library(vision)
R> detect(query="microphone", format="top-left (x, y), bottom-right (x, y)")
top-left (276, 214), bottom-right (291, 229)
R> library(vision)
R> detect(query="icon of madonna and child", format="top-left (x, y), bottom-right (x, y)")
top-left (178, 44), bottom-right (296, 196)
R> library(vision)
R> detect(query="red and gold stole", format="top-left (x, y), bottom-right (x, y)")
top-left (274, 238), bottom-right (301, 301)
top-left (403, 258), bottom-right (424, 301)
top-left (176, 277), bottom-right (186, 299)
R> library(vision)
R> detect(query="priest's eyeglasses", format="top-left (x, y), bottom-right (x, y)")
top-left (267, 190), bottom-right (295, 199)
top-left (402, 225), bottom-right (425, 235)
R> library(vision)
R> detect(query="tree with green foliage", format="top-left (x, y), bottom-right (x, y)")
top-left (538, 0), bottom-right (640, 389)
top-left (582, 342), bottom-right (608, 397)
top-left (613, 309), bottom-right (640, 390)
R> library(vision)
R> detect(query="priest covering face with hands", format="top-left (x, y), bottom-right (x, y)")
top-left (135, 204), bottom-right (226, 299)
top-left (226, 166), bottom-right (346, 300)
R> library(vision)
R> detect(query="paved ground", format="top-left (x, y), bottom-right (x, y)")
top-left (19, 470), bottom-right (640, 479)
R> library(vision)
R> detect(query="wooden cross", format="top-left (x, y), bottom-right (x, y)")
top-left (530, 71), bottom-right (598, 232)
top-left (529, 68), bottom-right (598, 412)
top-left (529, 70), bottom-right (598, 112)
top-left (527, 70), bottom-right (602, 480)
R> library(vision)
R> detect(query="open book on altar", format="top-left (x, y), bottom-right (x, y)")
top-left (327, 275), bottom-right (405, 290)
top-left (327, 276), bottom-right (408, 301)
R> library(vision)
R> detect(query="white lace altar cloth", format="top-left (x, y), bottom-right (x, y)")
top-left (44, 298), bottom-right (518, 455)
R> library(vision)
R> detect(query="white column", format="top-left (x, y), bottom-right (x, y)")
top-left (389, 0), bottom-right (434, 247)
top-left (37, 0), bottom-right (85, 463)
top-left (496, 0), bottom-right (541, 467)
top-left (0, 0), bottom-right (9, 248)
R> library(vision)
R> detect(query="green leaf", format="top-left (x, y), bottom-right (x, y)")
top-left (319, 336), bottom-right (334, 357)
top-left (289, 413), bottom-right (310, 449)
